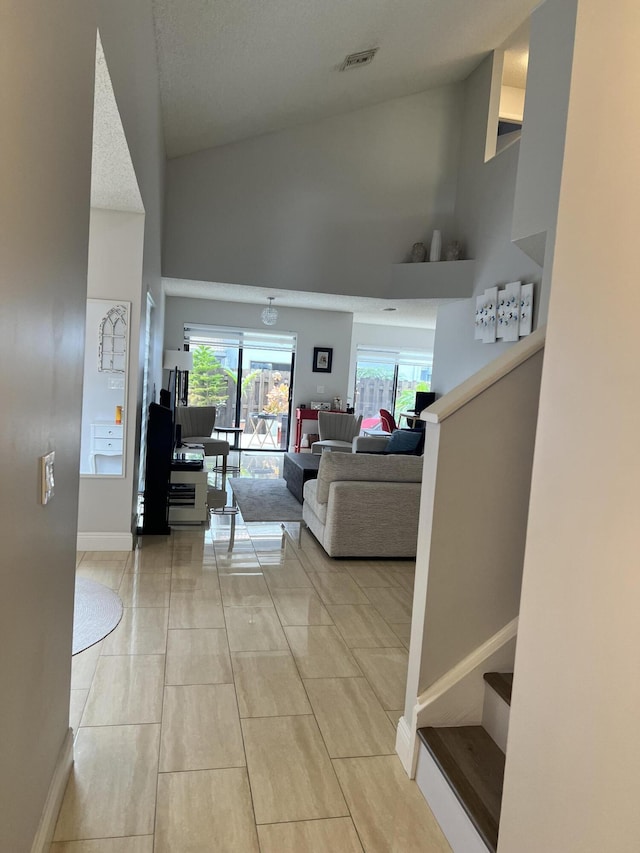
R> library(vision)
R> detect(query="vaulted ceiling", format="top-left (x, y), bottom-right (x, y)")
top-left (151, 0), bottom-right (537, 159)
top-left (147, 0), bottom-right (536, 326)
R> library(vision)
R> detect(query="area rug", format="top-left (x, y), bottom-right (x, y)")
top-left (73, 577), bottom-right (124, 655)
top-left (228, 478), bottom-right (303, 522)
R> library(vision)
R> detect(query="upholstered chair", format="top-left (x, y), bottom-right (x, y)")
top-left (174, 405), bottom-right (230, 474)
top-left (311, 411), bottom-right (363, 454)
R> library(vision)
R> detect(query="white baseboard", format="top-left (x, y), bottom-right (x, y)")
top-left (395, 714), bottom-right (419, 778)
top-left (76, 531), bottom-right (133, 551)
top-left (415, 740), bottom-right (489, 853)
top-left (30, 728), bottom-right (73, 853)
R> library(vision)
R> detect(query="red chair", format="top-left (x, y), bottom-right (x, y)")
top-left (379, 409), bottom-right (398, 433)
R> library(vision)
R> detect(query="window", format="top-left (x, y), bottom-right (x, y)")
top-left (354, 346), bottom-right (432, 429)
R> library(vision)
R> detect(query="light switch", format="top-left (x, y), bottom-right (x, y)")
top-left (317, 386), bottom-right (325, 393)
top-left (40, 451), bottom-right (55, 505)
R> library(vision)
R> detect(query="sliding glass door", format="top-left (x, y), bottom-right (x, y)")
top-left (354, 347), bottom-right (432, 430)
top-left (184, 325), bottom-right (296, 451)
top-left (239, 348), bottom-right (292, 450)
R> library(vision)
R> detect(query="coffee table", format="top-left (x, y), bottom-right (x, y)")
top-left (283, 452), bottom-right (321, 503)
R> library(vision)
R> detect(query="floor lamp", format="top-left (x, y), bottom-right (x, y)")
top-left (163, 349), bottom-right (194, 406)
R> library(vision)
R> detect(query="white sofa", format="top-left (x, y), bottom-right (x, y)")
top-left (302, 451), bottom-right (423, 558)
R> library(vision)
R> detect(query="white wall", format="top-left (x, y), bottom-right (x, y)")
top-left (162, 88), bottom-right (462, 299)
top-left (164, 296), bottom-right (354, 445)
top-left (431, 56), bottom-right (542, 396)
top-left (510, 0), bottom-right (577, 260)
top-left (415, 349), bottom-right (542, 695)
top-left (0, 4), bottom-right (95, 851)
top-left (0, 3), bottom-right (164, 847)
top-left (432, 0), bottom-right (578, 398)
top-left (78, 209), bottom-right (145, 545)
top-left (499, 1), bottom-right (640, 849)
top-left (96, 0), bottom-right (166, 513)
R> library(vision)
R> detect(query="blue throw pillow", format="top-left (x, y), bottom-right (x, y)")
top-left (385, 429), bottom-right (422, 454)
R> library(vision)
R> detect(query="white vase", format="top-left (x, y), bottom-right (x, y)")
top-left (429, 230), bottom-right (442, 262)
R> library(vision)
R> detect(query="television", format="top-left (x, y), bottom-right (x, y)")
top-left (413, 391), bottom-right (436, 414)
top-left (140, 402), bottom-right (173, 535)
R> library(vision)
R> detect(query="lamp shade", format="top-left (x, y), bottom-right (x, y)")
top-left (163, 349), bottom-right (193, 371)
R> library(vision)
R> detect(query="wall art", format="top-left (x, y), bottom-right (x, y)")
top-left (475, 282), bottom-right (534, 343)
top-left (313, 347), bottom-right (333, 373)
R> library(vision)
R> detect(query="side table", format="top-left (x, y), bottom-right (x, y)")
top-left (214, 426), bottom-right (245, 473)
top-left (283, 452), bottom-right (321, 503)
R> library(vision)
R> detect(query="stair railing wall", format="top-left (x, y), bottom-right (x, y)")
top-left (398, 330), bottom-right (544, 775)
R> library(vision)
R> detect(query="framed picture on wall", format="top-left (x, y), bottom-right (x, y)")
top-left (312, 347), bottom-right (333, 373)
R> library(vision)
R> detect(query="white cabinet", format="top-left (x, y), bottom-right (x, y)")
top-left (89, 423), bottom-right (123, 473)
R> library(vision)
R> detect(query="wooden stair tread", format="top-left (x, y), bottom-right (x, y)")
top-left (483, 671), bottom-right (513, 706)
top-left (418, 725), bottom-right (505, 852)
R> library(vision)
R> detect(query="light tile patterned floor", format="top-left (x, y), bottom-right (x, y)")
top-left (53, 454), bottom-right (450, 852)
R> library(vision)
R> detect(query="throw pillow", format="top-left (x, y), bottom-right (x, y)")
top-left (385, 429), bottom-right (423, 454)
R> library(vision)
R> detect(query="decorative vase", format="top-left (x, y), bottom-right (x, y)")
top-left (410, 242), bottom-right (427, 263)
top-left (429, 230), bottom-right (442, 262)
top-left (446, 240), bottom-right (461, 261)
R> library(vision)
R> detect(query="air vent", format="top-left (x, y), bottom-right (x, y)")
top-left (340, 48), bottom-right (379, 71)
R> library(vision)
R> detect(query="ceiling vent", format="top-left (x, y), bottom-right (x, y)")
top-left (340, 48), bottom-right (379, 71)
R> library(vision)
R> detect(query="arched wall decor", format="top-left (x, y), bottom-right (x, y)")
top-left (80, 299), bottom-right (130, 477)
top-left (98, 304), bottom-right (128, 373)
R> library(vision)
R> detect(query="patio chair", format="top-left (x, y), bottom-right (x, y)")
top-left (379, 408), bottom-right (398, 433)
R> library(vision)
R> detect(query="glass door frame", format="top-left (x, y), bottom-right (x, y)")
top-left (184, 330), bottom-right (296, 453)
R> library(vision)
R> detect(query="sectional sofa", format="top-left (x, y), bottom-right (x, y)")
top-left (302, 451), bottom-right (423, 558)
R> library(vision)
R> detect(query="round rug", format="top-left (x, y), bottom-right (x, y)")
top-left (73, 577), bottom-right (124, 655)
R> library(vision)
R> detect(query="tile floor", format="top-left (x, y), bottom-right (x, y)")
top-left (53, 453), bottom-right (450, 852)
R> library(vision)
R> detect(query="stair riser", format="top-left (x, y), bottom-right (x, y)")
top-left (415, 742), bottom-right (492, 853)
top-left (482, 685), bottom-right (510, 753)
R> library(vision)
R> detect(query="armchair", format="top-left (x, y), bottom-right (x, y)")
top-left (311, 411), bottom-right (363, 454)
top-left (174, 405), bottom-right (230, 472)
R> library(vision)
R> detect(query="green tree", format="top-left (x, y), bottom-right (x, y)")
top-left (395, 380), bottom-right (431, 413)
top-left (188, 346), bottom-right (231, 407)
top-left (356, 364), bottom-right (394, 381)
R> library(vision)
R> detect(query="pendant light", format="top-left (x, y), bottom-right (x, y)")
top-left (261, 297), bottom-right (278, 326)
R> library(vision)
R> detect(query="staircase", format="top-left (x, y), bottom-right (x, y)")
top-left (415, 672), bottom-right (513, 852)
